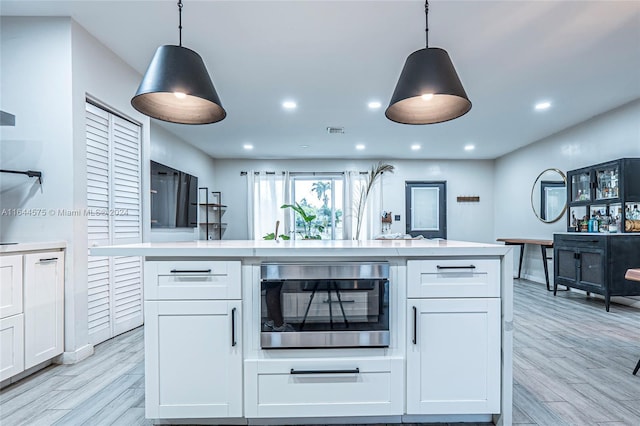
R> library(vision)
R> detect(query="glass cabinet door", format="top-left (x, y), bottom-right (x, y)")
top-left (595, 165), bottom-right (619, 200)
top-left (571, 172), bottom-right (591, 202)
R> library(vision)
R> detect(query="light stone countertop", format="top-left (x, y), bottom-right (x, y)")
top-left (0, 241), bottom-right (67, 254)
top-left (90, 239), bottom-right (511, 258)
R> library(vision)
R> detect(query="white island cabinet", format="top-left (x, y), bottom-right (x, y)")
top-left (144, 261), bottom-right (242, 419)
top-left (91, 239), bottom-right (513, 425)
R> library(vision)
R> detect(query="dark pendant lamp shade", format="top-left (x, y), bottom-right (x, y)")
top-left (131, 45), bottom-right (226, 125)
top-left (386, 48), bottom-right (471, 125)
top-left (386, 1), bottom-right (471, 125)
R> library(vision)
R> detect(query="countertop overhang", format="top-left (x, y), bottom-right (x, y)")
top-left (90, 239), bottom-right (511, 258)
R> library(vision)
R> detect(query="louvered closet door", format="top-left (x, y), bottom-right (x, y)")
top-left (86, 102), bottom-right (143, 345)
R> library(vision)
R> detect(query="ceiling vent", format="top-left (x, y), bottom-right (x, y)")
top-left (327, 126), bottom-right (345, 134)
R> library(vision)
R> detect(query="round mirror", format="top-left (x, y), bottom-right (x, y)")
top-left (531, 168), bottom-right (567, 223)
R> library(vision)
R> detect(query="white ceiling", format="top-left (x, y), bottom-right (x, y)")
top-left (2, 0), bottom-right (640, 160)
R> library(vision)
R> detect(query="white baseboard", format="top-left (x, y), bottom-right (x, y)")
top-left (56, 344), bottom-right (94, 364)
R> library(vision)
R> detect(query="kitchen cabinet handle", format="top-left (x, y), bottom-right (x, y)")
top-left (436, 265), bottom-right (476, 270)
top-left (169, 269), bottom-right (211, 273)
top-left (231, 307), bottom-right (237, 347)
top-left (412, 306), bottom-right (417, 345)
top-left (290, 368), bottom-right (359, 375)
top-left (322, 299), bottom-right (355, 304)
top-left (39, 257), bottom-right (58, 262)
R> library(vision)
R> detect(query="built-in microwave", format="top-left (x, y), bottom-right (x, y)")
top-left (260, 262), bottom-right (390, 349)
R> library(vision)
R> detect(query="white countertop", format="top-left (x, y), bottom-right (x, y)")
top-left (0, 241), bottom-right (67, 254)
top-left (90, 239), bottom-right (511, 258)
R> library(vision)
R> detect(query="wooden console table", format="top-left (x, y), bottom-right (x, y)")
top-left (497, 238), bottom-right (554, 291)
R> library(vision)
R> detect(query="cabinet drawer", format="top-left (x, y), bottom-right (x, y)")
top-left (145, 261), bottom-right (241, 300)
top-left (407, 259), bottom-right (500, 298)
top-left (0, 255), bottom-right (23, 319)
top-left (245, 358), bottom-right (403, 418)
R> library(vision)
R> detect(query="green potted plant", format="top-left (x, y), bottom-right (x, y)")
top-left (281, 202), bottom-right (324, 239)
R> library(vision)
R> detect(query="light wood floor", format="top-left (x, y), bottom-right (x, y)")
top-left (1, 279), bottom-right (639, 425)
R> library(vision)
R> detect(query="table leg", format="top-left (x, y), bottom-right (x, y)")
top-left (541, 244), bottom-right (551, 291)
top-left (516, 243), bottom-right (524, 279)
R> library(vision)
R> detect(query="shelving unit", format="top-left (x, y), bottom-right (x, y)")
top-left (566, 158), bottom-right (640, 232)
top-left (197, 188), bottom-right (227, 240)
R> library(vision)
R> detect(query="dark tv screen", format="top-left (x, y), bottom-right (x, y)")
top-left (150, 161), bottom-right (198, 228)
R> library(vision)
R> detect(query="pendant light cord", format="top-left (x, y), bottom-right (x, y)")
top-left (178, 0), bottom-right (183, 47)
top-left (425, 0), bottom-right (429, 48)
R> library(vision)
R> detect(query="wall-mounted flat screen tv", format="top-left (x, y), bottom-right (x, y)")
top-left (150, 161), bottom-right (198, 228)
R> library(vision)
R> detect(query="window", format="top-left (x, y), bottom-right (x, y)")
top-left (405, 181), bottom-right (447, 239)
top-left (290, 175), bottom-right (344, 240)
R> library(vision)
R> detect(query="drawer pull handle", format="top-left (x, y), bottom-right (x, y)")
top-left (169, 269), bottom-right (211, 273)
top-left (412, 306), bottom-right (417, 345)
top-left (436, 265), bottom-right (476, 270)
top-left (290, 368), bottom-right (360, 375)
top-left (39, 257), bottom-right (58, 262)
top-left (322, 299), bottom-right (355, 304)
top-left (231, 307), bottom-right (237, 347)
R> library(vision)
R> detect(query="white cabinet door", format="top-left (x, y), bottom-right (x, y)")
top-left (0, 255), bottom-right (23, 319)
top-left (406, 298), bottom-right (501, 414)
top-left (145, 300), bottom-right (242, 419)
top-left (23, 252), bottom-right (65, 370)
top-left (0, 314), bottom-right (24, 381)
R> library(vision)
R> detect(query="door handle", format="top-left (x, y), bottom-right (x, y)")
top-left (231, 307), bottom-right (237, 347)
top-left (412, 306), bottom-right (417, 345)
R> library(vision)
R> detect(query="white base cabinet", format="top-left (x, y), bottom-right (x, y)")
top-left (0, 248), bottom-right (64, 382)
top-left (0, 314), bottom-right (24, 381)
top-left (406, 298), bottom-right (501, 414)
top-left (145, 300), bottom-right (242, 419)
top-left (24, 252), bottom-right (65, 369)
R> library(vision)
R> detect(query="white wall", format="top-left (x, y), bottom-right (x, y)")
top-left (214, 158), bottom-right (495, 243)
top-left (494, 99), bottom-right (640, 295)
top-left (0, 17), bottom-right (73, 243)
top-left (149, 123), bottom-right (217, 242)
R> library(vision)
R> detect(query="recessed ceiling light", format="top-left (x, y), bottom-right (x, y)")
top-left (411, 144), bottom-right (421, 151)
top-left (356, 144), bottom-right (365, 150)
top-left (300, 144), bottom-right (309, 148)
top-left (243, 144), bottom-right (253, 150)
top-left (282, 101), bottom-right (297, 110)
top-left (368, 101), bottom-right (382, 109)
top-left (535, 101), bottom-right (551, 111)
top-left (464, 144), bottom-right (475, 151)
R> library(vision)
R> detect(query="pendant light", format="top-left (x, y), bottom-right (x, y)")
top-left (131, 0), bottom-right (226, 124)
top-left (386, 1), bottom-right (471, 125)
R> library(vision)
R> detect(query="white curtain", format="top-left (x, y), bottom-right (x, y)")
top-left (247, 171), bottom-right (291, 240)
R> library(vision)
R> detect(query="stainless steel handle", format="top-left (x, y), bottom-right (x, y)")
top-left (231, 307), bottom-right (237, 347)
top-left (322, 299), bottom-right (355, 304)
top-left (436, 265), bottom-right (476, 270)
top-left (169, 269), bottom-right (211, 273)
top-left (290, 368), bottom-right (359, 375)
top-left (412, 306), bottom-right (417, 345)
top-left (39, 257), bottom-right (58, 262)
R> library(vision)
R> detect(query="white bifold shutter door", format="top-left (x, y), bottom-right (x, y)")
top-left (86, 101), bottom-right (143, 345)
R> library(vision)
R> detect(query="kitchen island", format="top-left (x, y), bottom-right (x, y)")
top-left (91, 239), bottom-right (513, 425)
